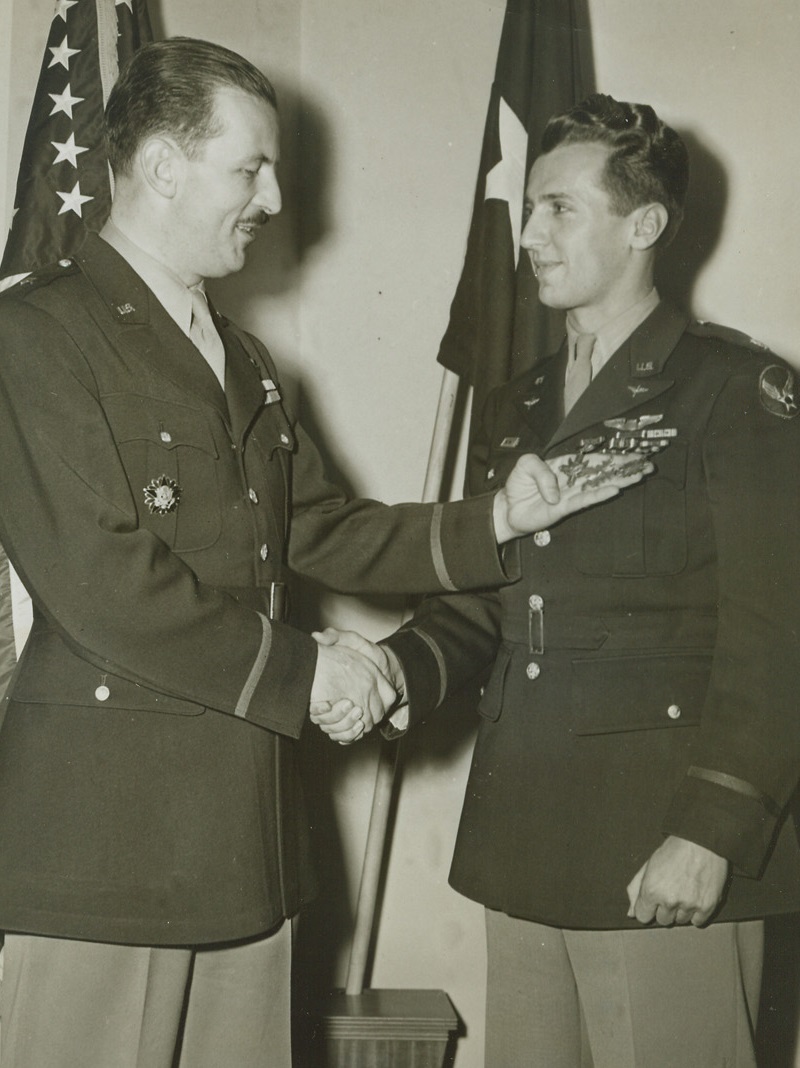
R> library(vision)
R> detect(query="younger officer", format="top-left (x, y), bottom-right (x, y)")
top-left (327, 94), bottom-right (800, 1066)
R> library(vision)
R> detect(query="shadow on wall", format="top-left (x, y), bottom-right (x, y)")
top-left (655, 126), bottom-right (728, 314)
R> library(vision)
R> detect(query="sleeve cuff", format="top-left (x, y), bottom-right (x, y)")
top-left (381, 629), bottom-right (445, 727)
top-left (237, 620), bottom-right (318, 739)
top-left (663, 771), bottom-right (780, 877)
top-left (437, 494), bottom-right (521, 590)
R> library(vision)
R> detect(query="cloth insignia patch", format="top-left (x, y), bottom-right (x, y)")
top-left (759, 365), bottom-right (799, 419)
top-left (144, 474), bottom-right (182, 515)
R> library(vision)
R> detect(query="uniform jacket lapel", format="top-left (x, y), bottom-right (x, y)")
top-left (74, 234), bottom-right (229, 422)
top-left (546, 302), bottom-right (690, 454)
top-left (510, 345), bottom-right (568, 450)
top-left (218, 315), bottom-right (272, 442)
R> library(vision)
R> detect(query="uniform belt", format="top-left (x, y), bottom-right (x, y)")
top-left (499, 608), bottom-right (717, 653)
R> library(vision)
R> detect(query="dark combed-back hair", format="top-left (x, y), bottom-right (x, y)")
top-left (105, 38), bottom-right (278, 177)
top-left (541, 94), bottom-right (689, 246)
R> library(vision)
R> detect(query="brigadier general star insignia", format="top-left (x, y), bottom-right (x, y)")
top-left (144, 475), bottom-right (182, 515)
top-left (759, 365), bottom-right (798, 419)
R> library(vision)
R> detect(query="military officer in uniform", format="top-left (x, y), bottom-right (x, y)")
top-left (0, 43), bottom-right (647, 1068)
top-left (322, 94), bottom-right (800, 1066)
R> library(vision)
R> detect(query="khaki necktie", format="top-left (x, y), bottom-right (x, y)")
top-left (189, 286), bottom-right (226, 390)
top-left (564, 332), bottom-right (595, 414)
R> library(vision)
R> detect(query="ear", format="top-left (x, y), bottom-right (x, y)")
top-left (139, 136), bottom-right (181, 199)
top-left (630, 202), bottom-right (669, 250)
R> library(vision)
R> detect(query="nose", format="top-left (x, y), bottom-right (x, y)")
top-left (520, 206), bottom-right (546, 251)
top-left (254, 168), bottom-right (282, 216)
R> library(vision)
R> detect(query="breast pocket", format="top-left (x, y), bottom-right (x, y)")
top-left (570, 442), bottom-right (689, 577)
top-left (103, 394), bottom-right (222, 552)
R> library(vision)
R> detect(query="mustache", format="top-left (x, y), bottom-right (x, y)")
top-left (239, 211), bottom-right (270, 228)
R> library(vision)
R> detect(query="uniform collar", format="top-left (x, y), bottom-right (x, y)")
top-left (566, 288), bottom-right (660, 377)
top-left (100, 219), bottom-right (195, 337)
top-left (546, 301), bottom-right (690, 452)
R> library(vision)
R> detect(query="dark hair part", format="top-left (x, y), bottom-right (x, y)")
top-left (105, 38), bottom-right (278, 176)
top-left (541, 94), bottom-right (689, 246)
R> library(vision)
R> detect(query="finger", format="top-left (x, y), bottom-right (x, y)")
top-left (655, 903), bottom-right (677, 927)
top-left (674, 908), bottom-right (693, 925)
top-left (312, 628), bottom-right (341, 646)
top-left (314, 704), bottom-right (363, 731)
top-left (633, 893), bottom-right (658, 925)
top-left (309, 700), bottom-right (333, 721)
top-left (365, 671), bottom-right (395, 724)
top-left (311, 699), bottom-right (359, 723)
top-left (337, 720), bottom-right (367, 746)
top-left (323, 717), bottom-right (365, 742)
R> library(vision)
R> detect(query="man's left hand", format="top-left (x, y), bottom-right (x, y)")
top-left (626, 835), bottom-right (730, 927)
top-left (493, 451), bottom-right (653, 544)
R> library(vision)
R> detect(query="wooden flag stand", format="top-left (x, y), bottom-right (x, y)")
top-left (316, 371), bottom-right (462, 1067)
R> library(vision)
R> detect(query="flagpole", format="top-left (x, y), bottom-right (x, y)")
top-left (344, 366), bottom-right (461, 997)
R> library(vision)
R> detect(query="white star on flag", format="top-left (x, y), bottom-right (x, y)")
top-left (48, 36), bottom-right (81, 71)
top-left (56, 181), bottom-right (94, 217)
top-left (49, 83), bottom-right (84, 119)
top-left (484, 96), bottom-right (529, 266)
top-left (53, 0), bottom-right (79, 23)
top-left (52, 132), bottom-right (89, 168)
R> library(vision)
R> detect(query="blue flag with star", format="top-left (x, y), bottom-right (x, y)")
top-left (0, 0), bottom-right (153, 281)
top-left (437, 0), bottom-right (593, 432)
top-left (0, 0), bottom-right (153, 700)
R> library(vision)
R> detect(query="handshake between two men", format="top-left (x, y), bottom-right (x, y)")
top-left (308, 449), bottom-right (652, 743)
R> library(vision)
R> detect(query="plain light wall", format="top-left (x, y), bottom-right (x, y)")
top-left (1, 3), bottom-right (799, 1067)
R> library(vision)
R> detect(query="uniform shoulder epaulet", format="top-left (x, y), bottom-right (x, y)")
top-left (687, 318), bottom-right (770, 353)
top-left (688, 320), bottom-right (798, 419)
top-left (0, 257), bottom-right (80, 300)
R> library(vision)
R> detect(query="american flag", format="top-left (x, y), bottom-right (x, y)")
top-left (0, 0), bottom-right (153, 697)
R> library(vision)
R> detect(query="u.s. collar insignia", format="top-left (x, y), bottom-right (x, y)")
top-left (262, 378), bottom-right (281, 405)
top-left (759, 365), bottom-right (798, 419)
top-left (116, 302), bottom-right (136, 316)
top-left (144, 475), bottom-right (181, 515)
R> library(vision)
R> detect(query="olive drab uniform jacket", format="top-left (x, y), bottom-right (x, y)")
top-left (384, 301), bottom-right (800, 929)
top-left (0, 234), bottom-right (518, 945)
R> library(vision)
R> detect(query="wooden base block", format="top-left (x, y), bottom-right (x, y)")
top-left (316, 989), bottom-right (458, 1068)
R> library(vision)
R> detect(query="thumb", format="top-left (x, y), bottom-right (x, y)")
top-left (312, 628), bottom-right (340, 646)
top-left (626, 863), bottom-right (646, 917)
top-left (517, 453), bottom-right (561, 505)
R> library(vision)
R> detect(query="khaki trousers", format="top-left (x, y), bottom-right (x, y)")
top-left (485, 909), bottom-right (763, 1068)
top-left (0, 921), bottom-right (291, 1068)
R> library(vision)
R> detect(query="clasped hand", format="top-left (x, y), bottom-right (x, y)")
top-left (309, 629), bottom-right (404, 745)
